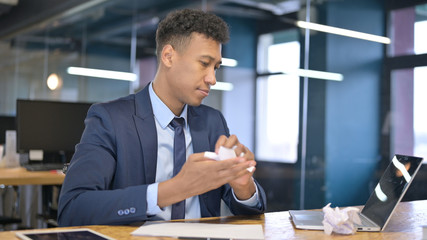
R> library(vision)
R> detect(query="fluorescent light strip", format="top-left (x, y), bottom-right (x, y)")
top-left (375, 184), bottom-right (388, 202)
top-left (221, 58), bottom-right (238, 67)
top-left (296, 21), bottom-right (391, 44)
top-left (67, 67), bottom-right (137, 81)
top-left (392, 156), bottom-right (411, 183)
top-left (282, 69), bottom-right (344, 81)
top-left (211, 82), bottom-right (234, 91)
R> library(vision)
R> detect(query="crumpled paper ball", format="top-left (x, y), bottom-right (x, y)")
top-left (204, 146), bottom-right (255, 172)
top-left (322, 203), bottom-right (361, 235)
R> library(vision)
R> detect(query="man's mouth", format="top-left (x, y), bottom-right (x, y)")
top-left (198, 88), bottom-right (210, 97)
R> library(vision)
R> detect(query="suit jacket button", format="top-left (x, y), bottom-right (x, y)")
top-left (124, 209), bottom-right (130, 215)
top-left (118, 210), bottom-right (124, 216)
top-left (130, 207), bottom-right (136, 214)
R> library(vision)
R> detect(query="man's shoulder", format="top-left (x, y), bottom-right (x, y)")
top-left (101, 94), bottom-right (135, 106)
top-left (189, 104), bottom-right (226, 125)
top-left (90, 94), bottom-right (137, 115)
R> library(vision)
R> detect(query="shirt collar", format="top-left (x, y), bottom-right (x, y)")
top-left (149, 82), bottom-right (188, 129)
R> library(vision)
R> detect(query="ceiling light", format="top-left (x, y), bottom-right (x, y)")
top-left (211, 82), bottom-right (234, 91)
top-left (67, 67), bottom-right (137, 81)
top-left (282, 69), bottom-right (344, 81)
top-left (221, 58), bottom-right (238, 67)
top-left (46, 73), bottom-right (62, 90)
top-left (295, 20), bottom-right (391, 44)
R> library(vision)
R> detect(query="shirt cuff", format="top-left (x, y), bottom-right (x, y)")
top-left (146, 183), bottom-right (162, 215)
top-left (231, 181), bottom-right (260, 208)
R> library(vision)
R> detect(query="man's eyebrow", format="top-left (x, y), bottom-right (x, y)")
top-left (200, 55), bottom-right (222, 65)
top-left (200, 55), bottom-right (215, 60)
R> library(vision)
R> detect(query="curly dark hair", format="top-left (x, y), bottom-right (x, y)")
top-left (155, 8), bottom-right (229, 58)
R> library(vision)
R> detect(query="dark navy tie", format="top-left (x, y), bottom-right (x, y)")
top-left (170, 117), bottom-right (186, 219)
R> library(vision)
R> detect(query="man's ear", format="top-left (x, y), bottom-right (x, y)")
top-left (161, 44), bottom-right (174, 68)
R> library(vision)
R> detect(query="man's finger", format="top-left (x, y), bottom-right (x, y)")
top-left (215, 135), bottom-right (228, 153)
top-left (222, 134), bottom-right (239, 149)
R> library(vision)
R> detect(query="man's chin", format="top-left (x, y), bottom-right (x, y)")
top-left (188, 102), bottom-right (202, 107)
top-left (187, 98), bottom-right (204, 107)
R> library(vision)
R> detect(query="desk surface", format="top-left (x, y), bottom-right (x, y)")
top-left (1, 200), bottom-right (426, 239)
top-left (0, 167), bottom-right (65, 186)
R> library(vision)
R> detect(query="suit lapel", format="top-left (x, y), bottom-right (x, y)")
top-left (188, 106), bottom-right (210, 153)
top-left (133, 86), bottom-right (158, 184)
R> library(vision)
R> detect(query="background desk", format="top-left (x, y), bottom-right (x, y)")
top-left (1, 200), bottom-right (426, 239)
top-left (0, 167), bottom-right (65, 229)
top-left (0, 167), bottom-right (65, 186)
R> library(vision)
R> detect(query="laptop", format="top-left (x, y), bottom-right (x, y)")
top-left (289, 154), bottom-right (423, 232)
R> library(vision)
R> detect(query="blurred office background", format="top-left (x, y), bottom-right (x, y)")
top-left (0, 0), bottom-right (426, 226)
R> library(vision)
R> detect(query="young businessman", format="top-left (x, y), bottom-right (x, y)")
top-left (58, 8), bottom-right (267, 226)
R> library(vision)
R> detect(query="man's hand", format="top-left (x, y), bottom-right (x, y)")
top-left (215, 135), bottom-right (257, 200)
top-left (157, 150), bottom-right (253, 208)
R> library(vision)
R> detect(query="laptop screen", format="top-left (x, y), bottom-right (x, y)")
top-left (361, 154), bottom-right (423, 228)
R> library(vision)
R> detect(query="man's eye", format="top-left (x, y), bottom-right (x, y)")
top-left (200, 61), bottom-right (209, 67)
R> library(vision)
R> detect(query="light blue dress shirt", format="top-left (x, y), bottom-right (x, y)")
top-left (146, 82), bottom-right (259, 220)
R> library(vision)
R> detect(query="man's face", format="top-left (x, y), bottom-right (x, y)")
top-left (168, 33), bottom-right (222, 107)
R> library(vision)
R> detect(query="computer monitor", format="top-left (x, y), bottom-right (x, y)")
top-left (0, 115), bottom-right (16, 144)
top-left (16, 99), bottom-right (92, 163)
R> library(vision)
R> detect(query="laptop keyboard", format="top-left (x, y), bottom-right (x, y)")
top-left (357, 214), bottom-right (377, 227)
top-left (22, 163), bottom-right (65, 171)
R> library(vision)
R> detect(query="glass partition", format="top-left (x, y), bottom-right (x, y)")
top-left (256, 31), bottom-right (300, 163)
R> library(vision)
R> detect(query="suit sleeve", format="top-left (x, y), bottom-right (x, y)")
top-left (224, 180), bottom-right (267, 215)
top-left (213, 110), bottom-right (268, 215)
top-left (58, 104), bottom-right (150, 226)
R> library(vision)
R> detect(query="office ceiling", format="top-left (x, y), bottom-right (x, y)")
top-left (0, 0), bottom-right (306, 58)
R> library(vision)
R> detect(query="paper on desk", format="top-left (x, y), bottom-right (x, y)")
top-left (131, 222), bottom-right (264, 239)
top-left (322, 203), bottom-right (361, 235)
top-left (205, 146), bottom-right (255, 172)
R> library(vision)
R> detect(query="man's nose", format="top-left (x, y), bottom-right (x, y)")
top-left (205, 69), bottom-right (216, 85)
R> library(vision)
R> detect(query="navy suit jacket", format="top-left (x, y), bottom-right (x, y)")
top-left (58, 85), bottom-right (267, 226)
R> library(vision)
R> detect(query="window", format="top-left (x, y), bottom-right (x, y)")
top-left (388, 2), bottom-right (427, 161)
top-left (414, 20), bottom-right (427, 54)
top-left (388, 3), bottom-right (427, 57)
top-left (256, 30), bottom-right (300, 163)
top-left (414, 66), bottom-right (427, 158)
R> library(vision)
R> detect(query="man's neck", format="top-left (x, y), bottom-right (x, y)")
top-left (151, 78), bottom-right (184, 116)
